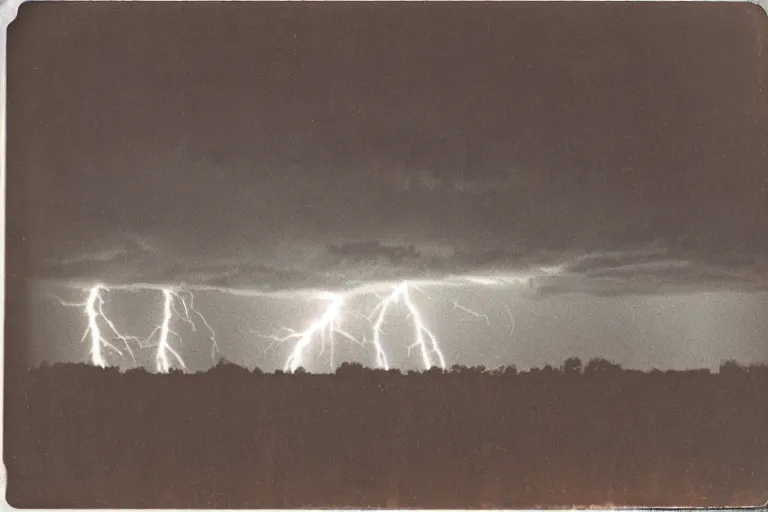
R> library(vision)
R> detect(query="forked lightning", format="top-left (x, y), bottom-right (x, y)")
top-left (54, 283), bottom-right (220, 372)
top-left (54, 284), bottom-right (140, 368)
top-left (52, 267), bottom-right (555, 372)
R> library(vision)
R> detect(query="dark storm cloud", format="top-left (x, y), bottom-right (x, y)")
top-left (9, 2), bottom-right (768, 297)
top-left (530, 247), bottom-right (768, 297)
top-left (31, 231), bottom-right (768, 299)
top-left (327, 241), bottom-right (421, 266)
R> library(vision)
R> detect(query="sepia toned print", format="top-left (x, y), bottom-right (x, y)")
top-left (4, 1), bottom-right (768, 508)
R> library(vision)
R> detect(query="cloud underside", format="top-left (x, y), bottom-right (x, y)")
top-left (31, 238), bottom-right (768, 297)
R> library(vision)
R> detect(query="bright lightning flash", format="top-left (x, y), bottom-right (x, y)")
top-left (272, 293), bottom-right (364, 373)
top-left (180, 290), bottom-right (221, 363)
top-left (366, 281), bottom-right (445, 371)
top-left (55, 283), bottom-right (220, 372)
top-left (55, 284), bottom-right (140, 368)
top-left (143, 288), bottom-right (219, 373)
top-left (399, 282), bottom-right (446, 370)
top-left (49, 265), bottom-right (557, 372)
top-left (272, 280), bottom-right (449, 373)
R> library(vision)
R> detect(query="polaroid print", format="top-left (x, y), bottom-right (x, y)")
top-left (3, 0), bottom-right (768, 509)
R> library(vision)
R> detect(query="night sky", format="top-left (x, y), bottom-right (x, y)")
top-left (7, 2), bottom-right (768, 372)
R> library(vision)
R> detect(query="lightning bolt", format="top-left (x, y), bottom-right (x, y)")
top-left (369, 281), bottom-right (445, 371)
top-left (54, 284), bottom-right (140, 368)
top-left (276, 293), bottom-right (364, 373)
top-left (452, 300), bottom-right (490, 326)
top-left (142, 289), bottom-right (185, 373)
top-left (400, 282), bottom-right (446, 370)
top-left (502, 303), bottom-right (516, 337)
top-left (368, 288), bottom-right (397, 371)
top-left (253, 293), bottom-right (363, 373)
top-left (272, 280), bottom-right (447, 372)
top-left (46, 263), bottom-right (563, 373)
top-left (179, 290), bottom-right (221, 363)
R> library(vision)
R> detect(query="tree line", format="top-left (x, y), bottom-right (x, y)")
top-left (6, 357), bottom-right (768, 508)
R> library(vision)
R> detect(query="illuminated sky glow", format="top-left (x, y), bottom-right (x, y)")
top-left (29, 257), bottom-right (768, 373)
top-left (8, 2), bottom-right (768, 372)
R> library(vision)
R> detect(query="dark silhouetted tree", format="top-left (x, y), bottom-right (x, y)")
top-left (585, 357), bottom-right (623, 374)
top-left (335, 361), bottom-right (365, 377)
top-left (502, 364), bottom-right (518, 377)
top-left (541, 364), bottom-right (557, 375)
top-left (451, 364), bottom-right (470, 374)
top-left (719, 359), bottom-right (744, 376)
top-left (561, 357), bottom-right (583, 374)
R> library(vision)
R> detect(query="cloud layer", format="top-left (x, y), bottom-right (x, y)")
top-left (31, 233), bottom-right (768, 299)
top-left (12, 2), bottom-right (768, 300)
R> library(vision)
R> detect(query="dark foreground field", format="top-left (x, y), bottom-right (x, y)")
top-left (5, 359), bottom-right (768, 508)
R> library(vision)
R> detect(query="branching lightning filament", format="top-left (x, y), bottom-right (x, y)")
top-left (180, 290), bottom-right (221, 363)
top-left (277, 294), bottom-right (364, 373)
top-left (271, 281), bottom-right (450, 373)
top-left (49, 266), bottom-right (548, 372)
top-left (452, 300), bottom-right (490, 326)
top-left (369, 281), bottom-right (446, 371)
top-left (54, 283), bottom-right (220, 372)
top-left (144, 289), bottom-right (191, 373)
top-left (55, 284), bottom-right (140, 368)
